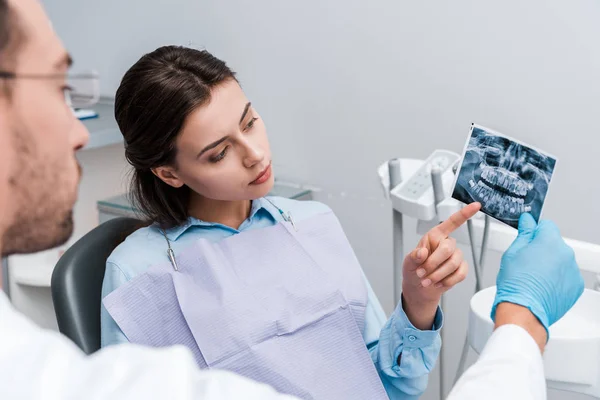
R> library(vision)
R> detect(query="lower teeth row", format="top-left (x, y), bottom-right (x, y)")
top-left (469, 180), bottom-right (532, 215)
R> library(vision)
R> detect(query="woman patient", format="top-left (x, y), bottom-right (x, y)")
top-left (100, 45), bottom-right (479, 399)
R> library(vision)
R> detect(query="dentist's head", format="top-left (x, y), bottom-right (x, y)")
top-left (0, 0), bottom-right (89, 256)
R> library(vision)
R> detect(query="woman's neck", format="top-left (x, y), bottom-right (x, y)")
top-left (187, 194), bottom-right (252, 230)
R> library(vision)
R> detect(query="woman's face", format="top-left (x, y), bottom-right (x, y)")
top-left (158, 79), bottom-right (274, 201)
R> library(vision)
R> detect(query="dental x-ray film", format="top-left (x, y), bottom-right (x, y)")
top-left (451, 124), bottom-right (557, 229)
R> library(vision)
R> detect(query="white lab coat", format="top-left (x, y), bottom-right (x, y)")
top-left (0, 291), bottom-right (545, 399)
top-left (0, 292), bottom-right (296, 400)
top-left (448, 324), bottom-right (546, 400)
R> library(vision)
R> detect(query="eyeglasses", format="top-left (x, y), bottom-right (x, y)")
top-left (0, 70), bottom-right (100, 108)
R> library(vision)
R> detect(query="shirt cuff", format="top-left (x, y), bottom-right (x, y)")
top-left (374, 296), bottom-right (444, 378)
top-left (393, 297), bottom-right (443, 351)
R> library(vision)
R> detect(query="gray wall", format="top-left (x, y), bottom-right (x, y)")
top-left (44, 1), bottom-right (600, 399)
top-left (45, 0), bottom-right (600, 242)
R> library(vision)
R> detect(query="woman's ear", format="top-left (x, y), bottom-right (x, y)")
top-left (152, 166), bottom-right (185, 188)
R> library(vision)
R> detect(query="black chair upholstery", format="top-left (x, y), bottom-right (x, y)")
top-left (51, 217), bottom-right (142, 354)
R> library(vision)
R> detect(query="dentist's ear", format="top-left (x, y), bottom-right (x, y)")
top-left (152, 166), bottom-right (185, 188)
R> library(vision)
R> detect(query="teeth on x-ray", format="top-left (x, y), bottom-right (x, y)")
top-left (480, 167), bottom-right (528, 197)
top-left (474, 181), bottom-right (526, 215)
top-left (452, 125), bottom-right (557, 229)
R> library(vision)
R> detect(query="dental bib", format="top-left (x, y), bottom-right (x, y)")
top-left (103, 211), bottom-right (388, 400)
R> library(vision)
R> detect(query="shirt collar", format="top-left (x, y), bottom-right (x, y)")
top-left (163, 197), bottom-right (280, 241)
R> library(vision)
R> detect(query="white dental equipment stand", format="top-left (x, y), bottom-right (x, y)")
top-left (379, 152), bottom-right (600, 399)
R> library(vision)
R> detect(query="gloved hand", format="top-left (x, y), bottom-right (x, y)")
top-left (492, 213), bottom-right (585, 337)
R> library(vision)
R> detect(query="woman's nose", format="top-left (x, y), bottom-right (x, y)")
top-left (242, 139), bottom-right (265, 168)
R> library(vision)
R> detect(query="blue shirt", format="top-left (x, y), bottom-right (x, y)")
top-left (101, 196), bottom-right (443, 399)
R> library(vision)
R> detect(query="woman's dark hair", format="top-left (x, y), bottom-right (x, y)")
top-left (115, 45), bottom-right (236, 229)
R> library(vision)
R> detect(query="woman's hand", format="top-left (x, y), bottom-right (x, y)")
top-left (401, 202), bottom-right (481, 330)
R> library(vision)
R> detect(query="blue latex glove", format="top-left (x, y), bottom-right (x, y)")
top-left (491, 213), bottom-right (584, 337)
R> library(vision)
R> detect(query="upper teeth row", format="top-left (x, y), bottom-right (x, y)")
top-left (471, 180), bottom-right (532, 215)
top-left (481, 168), bottom-right (529, 197)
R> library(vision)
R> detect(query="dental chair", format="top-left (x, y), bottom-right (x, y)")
top-left (51, 217), bottom-right (142, 354)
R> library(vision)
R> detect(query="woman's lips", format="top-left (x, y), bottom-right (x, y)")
top-left (250, 163), bottom-right (272, 185)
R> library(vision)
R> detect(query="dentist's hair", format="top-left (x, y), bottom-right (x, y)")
top-left (115, 45), bottom-right (236, 228)
top-left (0, 0), bottom-right (8, 55)
top-left (0, 0), bottom-right (21, 71)
top-left (0, 0), bottom-right (10, 58)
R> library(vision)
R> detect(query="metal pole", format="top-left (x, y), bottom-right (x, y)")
top-left (430, 166), bottom-right (446, 400)
top-left (431, 166), bottom-right (445, 206)
top-left (388, 159), bottom-right (403, 306)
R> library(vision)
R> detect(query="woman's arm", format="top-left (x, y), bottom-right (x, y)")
top-left (362, 204), bottom-right (481, 398)
top-left (362, 276), bottom-right (442, 399)
top-left (100, 261), bottom-right (131, 347)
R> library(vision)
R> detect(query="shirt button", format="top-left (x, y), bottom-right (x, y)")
top-left (408, 335), bottom-right (417, 342)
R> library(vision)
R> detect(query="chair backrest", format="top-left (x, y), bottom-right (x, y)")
top-left (51, 217), bottom-right (143, 354)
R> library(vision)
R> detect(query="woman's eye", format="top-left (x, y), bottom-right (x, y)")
top-left (211, 147), bottom-right (228, 163)
top-left (245, 117), bottom-right (259, 131)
